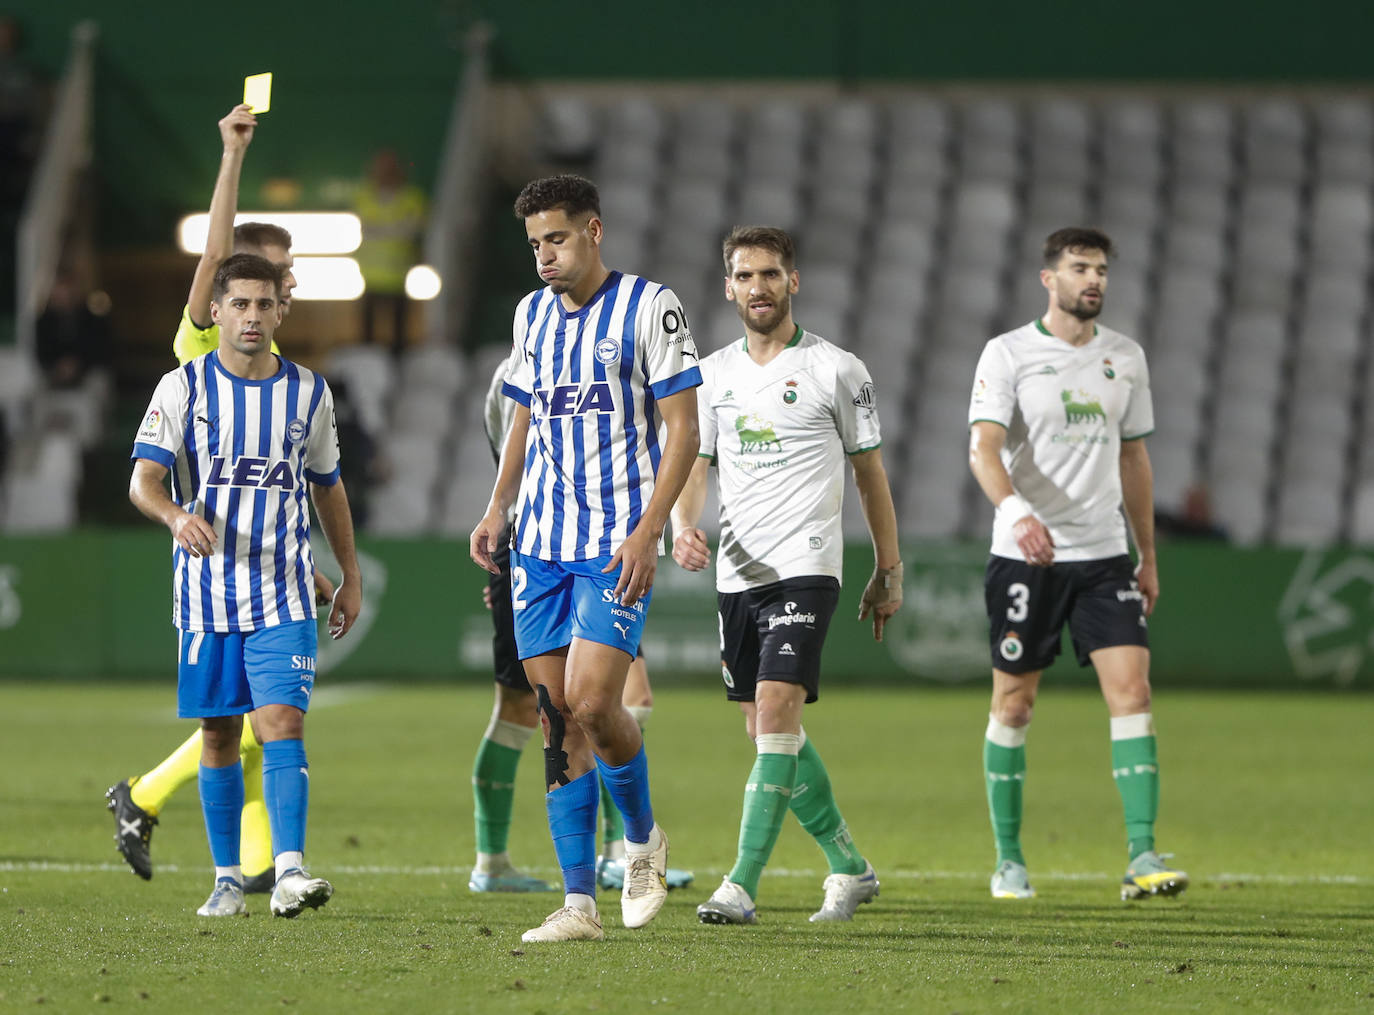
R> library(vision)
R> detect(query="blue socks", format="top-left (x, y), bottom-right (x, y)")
top-left (262, 739), bottom-right (309, 856)
top-left (547, 769), bottom-right (599, 897)
top-left (595, 745), bottom-right (655, 844)
top-left (199, 761), bottom-right (244, 867)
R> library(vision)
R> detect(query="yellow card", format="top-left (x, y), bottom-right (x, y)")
top-left (243, 72), bottom-right (272, 114)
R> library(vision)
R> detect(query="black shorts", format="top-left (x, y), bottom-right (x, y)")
top-left (985, 554), bottom-right (1149, 673)
top-left (717, 576), bottom-right (840, 704)
top-left (488, 526), bottom-right (532, 692)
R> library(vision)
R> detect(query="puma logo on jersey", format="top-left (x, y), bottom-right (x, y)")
top-left (612, 621), bottom-right (631, 640)
top-left (205, 455), bottom-right (296, 490)
top-left (535, 382), bottom-right (615, 417)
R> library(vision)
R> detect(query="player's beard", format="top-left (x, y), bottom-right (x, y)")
top-left (1060, 292), bottom-right (1103, 321)
top-left (736, 291), bottom-right (791, 336)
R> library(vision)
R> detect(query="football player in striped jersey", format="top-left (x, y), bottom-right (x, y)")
top-left (130, 254), bottom-right (362, 918)
top-left (471, 174), bottom-right (701, 941)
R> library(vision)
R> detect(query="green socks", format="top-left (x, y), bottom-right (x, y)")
top-left (790, 736), bottom-right (866, 876)
top-left (1110, 713), bottom-right (1159, 860)
top-left (728, 735), bottom-right (800, 898)
top-left (600, 778), bottom-right (625, 848)
top-left (984, 716), bottom-right (1027, 866)
top-left (472, 719), bottom-right (535, 855)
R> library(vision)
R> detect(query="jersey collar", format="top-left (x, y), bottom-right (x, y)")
top-left (1034, 318), bottom-right (1098, 341)
top-left (208, 350), bottom-right (287, 386)
top-left (743, 323), bottom-right (804, 353)
top-left (555, 270), bottom-right (620, 319)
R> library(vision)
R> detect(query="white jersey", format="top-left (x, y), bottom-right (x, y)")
top-left (504, 271), bottom-right (701, 561)
top-left (131, 352), bottom-right (341, 633)
top-left (698, 326), bottom-right (881, 593)
top-left (969, 319), bottom-right (1154, 561)
top-left (484, 344), bottom-right (520, 464)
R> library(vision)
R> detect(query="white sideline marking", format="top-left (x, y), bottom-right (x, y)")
top-left (4, 861), bottom-right (1369, 886)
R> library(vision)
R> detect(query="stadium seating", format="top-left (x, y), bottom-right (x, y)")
top-left (542, 89), bottom-right (1371, 546)
top-left (4, 89), bottom-right (1371, 547)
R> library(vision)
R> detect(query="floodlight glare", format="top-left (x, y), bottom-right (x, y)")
top-left (405, 264), bottom-right (442, 301)
top-left (177, 212), bottom-right (362, 255)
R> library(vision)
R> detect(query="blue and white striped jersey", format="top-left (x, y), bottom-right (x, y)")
top-left (131, 351), bottom-right (341, 633)
top-left (503, 271), bottom-right (701, 561)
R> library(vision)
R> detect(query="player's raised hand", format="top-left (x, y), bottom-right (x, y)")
top-left (606, 527), bottom-right (657, 608)
top-left (1013, 515), bottom-right (1055, 567)
top-left (671, 526), bottom-right (711, 572)
top-left (328, 577), bottom-right (362, 639)
top-left (170, 511), bottom-right (218, 558)
top-left (469, 512), bottom-right (504, 575)
top-left (219, 104), bottom-right (257, 153)
top-left (858, 562), bottom-right (904, 641)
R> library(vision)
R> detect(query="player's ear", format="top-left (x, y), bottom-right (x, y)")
top-left (789, 269), bottom-right (799, 294)
top-left (725, 280), bottom-right (734, 300)
top-left (587, 215), bottom-right (603, 244)
top-left (209, 300), bottom-right (222, 324)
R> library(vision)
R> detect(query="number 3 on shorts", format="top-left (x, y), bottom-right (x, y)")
top-left (1006, 581), bottom-right (1030, 622)
top-left (511, 566), bottom-right (528, 610)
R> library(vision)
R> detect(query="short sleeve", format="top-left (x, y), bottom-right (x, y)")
top-left (304, 381), bottom-right (341, 485)
top-left (696, 356), bottom-right (719, 461)
top-left (172, 306), bottom-right (217, 366)
top-left (504, 293), bottom-right (537, 407)
top-left (834, 352), bottom-right (882, 454)
top-left (131, 371), bottom-right (187, 468)
top-left (1121, 349), bottom-right (1155, 440)
top-left (640, 287), bottom-right (702, 400)
top-left (485, 343), bottom-right (522, 460)
top-left (969, 340), bottom-right (1017, 428)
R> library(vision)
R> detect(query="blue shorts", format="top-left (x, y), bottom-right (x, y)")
top-left (509, 551), bottom-right (651, 659)
top-left (177, 619), bottom-right (318, 718)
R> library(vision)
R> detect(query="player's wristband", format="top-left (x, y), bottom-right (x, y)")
top-left (999, 493), bottom-right (1033, 524)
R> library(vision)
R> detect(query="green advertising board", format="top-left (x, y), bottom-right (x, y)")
top-left (0, 533), bottom-right (1370, 689)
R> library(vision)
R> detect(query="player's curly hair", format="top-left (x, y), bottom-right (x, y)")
top-left (722, 225), bottom-right (795, 272)
top-left (513, 174), bottom-right (601, 220)
top-left (212, 253), bottom-right (283, 301)
top-left (233, 221), bottom-right (293, 254)
top-left (1043, 227), bottom-right (1115, 267)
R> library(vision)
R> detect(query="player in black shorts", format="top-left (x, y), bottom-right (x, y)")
top-left (967, 226), bottom-right (1188, 902)
top-left (671, 226), bottom-right (903, 925)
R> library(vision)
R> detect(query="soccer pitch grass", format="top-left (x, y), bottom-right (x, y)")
top-left (2, 681), bottom-right (1370, 1013)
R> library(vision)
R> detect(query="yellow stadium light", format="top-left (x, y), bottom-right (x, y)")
top-left (177, 212), bottom-right (362, 255)
top-left (404, 264), bottom-right (442, 301)
top-left (291, 257), bottom-right (365, 301)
